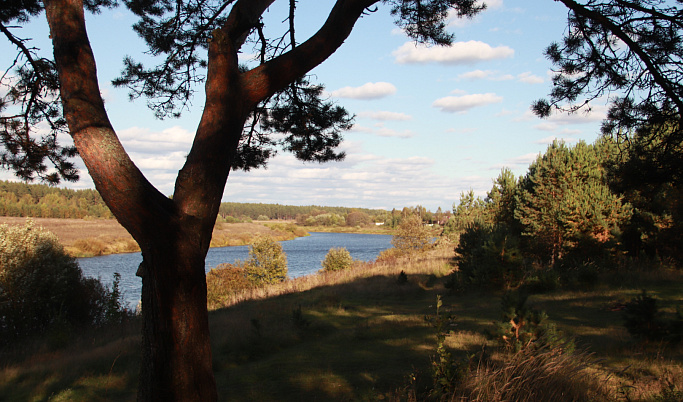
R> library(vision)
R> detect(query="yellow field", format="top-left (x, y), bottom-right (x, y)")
top-left (0, 217), bottom-right (303, 257)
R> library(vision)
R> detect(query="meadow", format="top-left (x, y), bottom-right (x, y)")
top-left (1, 245), bottom-right (681, 401)
top-left (0, 217), bottom-right (307, 258)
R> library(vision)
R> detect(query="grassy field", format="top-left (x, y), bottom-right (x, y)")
top-left (1, 246), bottom-right (681, 401)
top-left (0, 217), bottom-right (306, 257)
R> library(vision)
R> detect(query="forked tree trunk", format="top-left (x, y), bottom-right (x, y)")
top-left (136, 242), bottom-right (217, 400)
top-left (42, 0), bottom-right (379, 399)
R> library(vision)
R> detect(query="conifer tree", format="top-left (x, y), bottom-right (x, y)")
top-left (515, 141), bottom-right (631, 264)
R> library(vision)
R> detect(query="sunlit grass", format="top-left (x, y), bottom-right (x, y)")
top-left (1, 244), bottom-right (681, 400)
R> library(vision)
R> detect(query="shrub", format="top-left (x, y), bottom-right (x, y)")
top-left (321, 247), bottom-right (353, 272)
top-left (244, 235), bottom-right (288, 285)
top-left (206, 263), bottom-right (252, 309)
top-left (622, 290), bottom-right (683, 343)
top-left (455, 222), bottom-right (526, 290)
top-left (493, 291), bottom-right (572, 353)
top-left (0, 220), bottom-right (124, 342)
top-left (391, 214), bottom-right (433, 255)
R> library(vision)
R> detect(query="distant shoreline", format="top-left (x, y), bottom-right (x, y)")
top-left (0, 216), bottom-right (394, 258)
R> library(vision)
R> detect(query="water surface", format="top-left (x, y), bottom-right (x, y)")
top-left (79, 232), bottom-right (392, 308)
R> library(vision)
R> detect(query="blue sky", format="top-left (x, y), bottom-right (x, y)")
top-left (1, 0), bottom-right (607, 211)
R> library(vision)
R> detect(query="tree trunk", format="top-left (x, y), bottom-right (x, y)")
top-left (136, 228), bottom-right (217, 401)
top-left (42, 0), bottom-right (380, 399)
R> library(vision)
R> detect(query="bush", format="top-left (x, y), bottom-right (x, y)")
top-left (492, 291), bottom-right (572, 353)
top-left (0, 220), bottom-right (124, 343)
top-left (622, 290), bottom-right (683, 343)
top-left (244, 235), bottom-right (288, 285)
top-left (454, 222), bottom-right (526, 290)
top-left (321, 247), bottom-right (353, 272)
top-left (206, 263), bottom-right (253, 309)
top-left (392, 214), bottom-right (433, 255)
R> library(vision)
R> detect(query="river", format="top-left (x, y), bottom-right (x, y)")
top-left (79, 232), bottom-right (393, 308)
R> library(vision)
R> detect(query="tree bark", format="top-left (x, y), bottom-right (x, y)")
top-left (42, 0), bottom-right (381, 400)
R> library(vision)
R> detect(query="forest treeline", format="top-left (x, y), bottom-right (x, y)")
top-left (0, 180), bottom-right (113, 219)
top-left (218, 202), bottom-right (386, 223)
top-left (0, 180), bottom-right (391, 224)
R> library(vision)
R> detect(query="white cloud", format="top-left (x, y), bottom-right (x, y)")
top-left (448, 0), bottom-right (504, 27)
top-left (517, 71), bottom-right (544, 84)
top-left (480, 0), bottom-right (504, 9)
top-left (119, 126), bottom-right (194, 153)
top-left (358, 111), bottom-right (412, 121)
top-left (506, 152), bottom-right (538, 166)
top-left (534, 136), bottom-right (579, 145)
top-left (432, 93), bottom-right (503, 113)
top-left (458, 69), bottom-right (514, 81)
top-left (330, 82), bottom-right (397, 100)
top-left (519, 102), bottom-right (608, 125)
top-left (393, 41), bottom-right (514, 64)
top-left (351, 123), bottom-right (414, 138)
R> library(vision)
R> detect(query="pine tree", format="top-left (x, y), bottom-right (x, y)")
top-left (515, 141), bottom-right (631, 264)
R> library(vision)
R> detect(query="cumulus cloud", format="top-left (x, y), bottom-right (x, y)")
top-left (432, 93), bottom-right (503, 113)
top-left (119, 126), bottom-right (194, 153)
top-left (330, 82), bottom-right (397, 100)
top-left (351, 123), bottom-right (414, 138)
top-left (458, 69), bottom-right (514, 81)
top-left (518, 102), bottom-right (608, 125)
top-left (393, 40), bottom-right (514, 64)
top-left (480, 0), bottom-right (504, 9)
top-left (358, 111), bottom-right (413, 121)
top-left (517, 71), bottom-right (544, 84)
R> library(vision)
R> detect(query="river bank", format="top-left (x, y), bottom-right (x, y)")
top-left (0, 216), bottom-right (397, 258)
top-left (0, 217), bottom-right (307, 257)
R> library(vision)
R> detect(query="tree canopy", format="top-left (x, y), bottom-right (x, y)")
top-left (534, 0), bottom-right (683, 182)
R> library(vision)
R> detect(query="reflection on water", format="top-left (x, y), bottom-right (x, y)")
top-left (79, 232), bottom-right (392, 308)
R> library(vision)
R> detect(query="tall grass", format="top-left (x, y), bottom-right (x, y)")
top-left (2, 242), bottom-right (682, 400)
top-left (208, 246), bottom-right (454, 310)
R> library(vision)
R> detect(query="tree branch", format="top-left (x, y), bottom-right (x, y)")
top-left (557, 0), bottom-right (683, 115)
top-left (242, 0), bottom-right (378, 105)
top-left (43, 0), bottom-right (171, 241)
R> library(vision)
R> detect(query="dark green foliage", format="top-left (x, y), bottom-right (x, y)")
top-left (260, 79), bottom-right (352, 165)
top-left (534, 1), bottom-right (683, 182)
top-left (493, 291), bottom-right (572, 353)
top-left (523, 268), bottom-right (560, 294)
top-left (622, 290), bottom-right (683, 343)
top-left (515, 141), bottom-right (631, 265)
top-left (218, 201), bottom-right (385, 222)
top-left (397, 270), bottom-right (408, 285)
top-left (604, 131), bottom-right (683, 262)
top-left (0, 221), bottom-right (127, 343)
top-left (386, 0), bottom-right (486, 45)
top-left (424, 295), bottom-right (464, 397)
top-left (454, 222), bottom-right (525, 290)
top-left (443, 189), bottom-right (488, 237)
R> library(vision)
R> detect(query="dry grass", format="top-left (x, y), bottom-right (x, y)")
top-left (454, 346), bottom-right (613, 401)
top-left (0, 217), bottom-right (304, 257)
top-left (1, 240), bottom-right (682, 401)
top-left (208, 246), bottom-right (455, 309)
